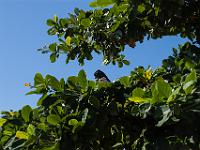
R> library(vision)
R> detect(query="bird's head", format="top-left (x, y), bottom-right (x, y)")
top-left (94, 70), bottom-right (110, 82)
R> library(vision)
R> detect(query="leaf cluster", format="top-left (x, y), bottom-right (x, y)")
top-left (40, 0), bottom-right (200, 66)
top-left (1, 42), bottom-right (200, 149)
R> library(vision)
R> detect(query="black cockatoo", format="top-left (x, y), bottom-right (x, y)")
top-left (94, 70), bottom-right (111, 82)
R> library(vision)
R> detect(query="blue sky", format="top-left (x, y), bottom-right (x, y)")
top-left (0, 0), bottom-right (187, 111)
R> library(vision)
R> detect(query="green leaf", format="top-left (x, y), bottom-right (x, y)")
top-left (118, 62), bottom-right (123, 68)
top-left (66, 36), bottom-right (72, 46)
top-left (156, 105), bottom-right (172, 127)
top-left (151, 78), bottom-right (172, 102)
top-left (154, 7), bottom-right (160, 16)
top-left (34, 73), bottom-right (45, 87)
top-left (37, 93), bottom-right (48, 106)
top-left (123, 60), bottom-right (130, 65)
top-left (167, 87), bottom-right (181, 103)
top-left (88, 80), bottom-right (96, 88)
top-left (68, 119), bottom-right (78, 126)
top-left (16, 131), bottom-right (28, 140)
top-left (132, 88), bottom-right (145, 97)
top-left (47, 114), bottom-right (61, 126)
top-left (78, 70), bottom-right (87, 90)
top-left (74, 8), bottom-right (80, 15)
top-left (0, 118), bottom-right (7, 127)
top-left (67, 76), bottom-right (79, 89)
top-left (46, 75), bottom-right (62, 91)
top-left (49, 43), bottom-right (57, 52)
top-left (128, 97), bottom-right (151, 103)
top-left (50, 53), bottom-right (57, 63)
top-left (81, 108), bottom-right (88, 124)
top-left (53, 15), bottom-right (58, 22)
top-left (37, 123), bottom-right (47, 132)
top-left (81, 18), bottom-right (91, 27)
top-left (118, 76), bottom-right (130, 87)
top-left (21, 105), bottom-right (32, 122)
top-left (46, 19), bottom-right (55, 26)
top-left (183, 70), bottom-right (197, 94)
top-left (59, 18), bottom-right (68, 27)
top-left (137, 4), bottom-right (146, 13)
top-left (27, 124), bottom-right (35, 136)
top-left (111, 21), bottom-right (120, 32)
top-left (89, 0), bottom-right (114, 8)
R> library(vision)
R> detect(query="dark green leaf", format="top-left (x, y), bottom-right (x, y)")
top-left (46, 19), bottom-right (55, 26)
top-left (34, 73), bottom-right (45, 87)
top-left (78, 70), bottom-right (87, 90)
top-left (50, 53), bottom-right (57, 63)
top-left (123, 60), bottom-right (130, 65)
top-left (46, 75), bottom-right (62, 91)
top-left (49, 43), bottom-right (57, 52)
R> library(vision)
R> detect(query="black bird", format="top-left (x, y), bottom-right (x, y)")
top-left (94, 70), bottom-right (111, 82)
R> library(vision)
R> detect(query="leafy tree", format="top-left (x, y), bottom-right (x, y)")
top-left (1, 0), bottom-right (200, 149)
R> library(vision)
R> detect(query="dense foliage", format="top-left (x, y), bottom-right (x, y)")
top-left (40, 0), bottom-right (200, 67)
top-left (1, 0), bottom-right (200, 149)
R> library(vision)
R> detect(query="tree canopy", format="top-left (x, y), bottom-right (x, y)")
top-left (40, 0), bottom-right (200, 67)
top-left (1, 0), bottom-right (200, 149)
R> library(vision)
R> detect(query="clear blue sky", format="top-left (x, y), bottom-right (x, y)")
top-left (0, 0), bottom-right (187, 111)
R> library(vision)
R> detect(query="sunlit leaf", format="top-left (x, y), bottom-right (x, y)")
top-left (66, 36), bottom-right (72, 46)
top-left (16, 131), bottom-right (28, 140)
top-left (128, 97), bottom-right (150, 103)
top-left (0, 118), bottom-right (7, 127)
top-left (89, 0), bottom-right (114, 8)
